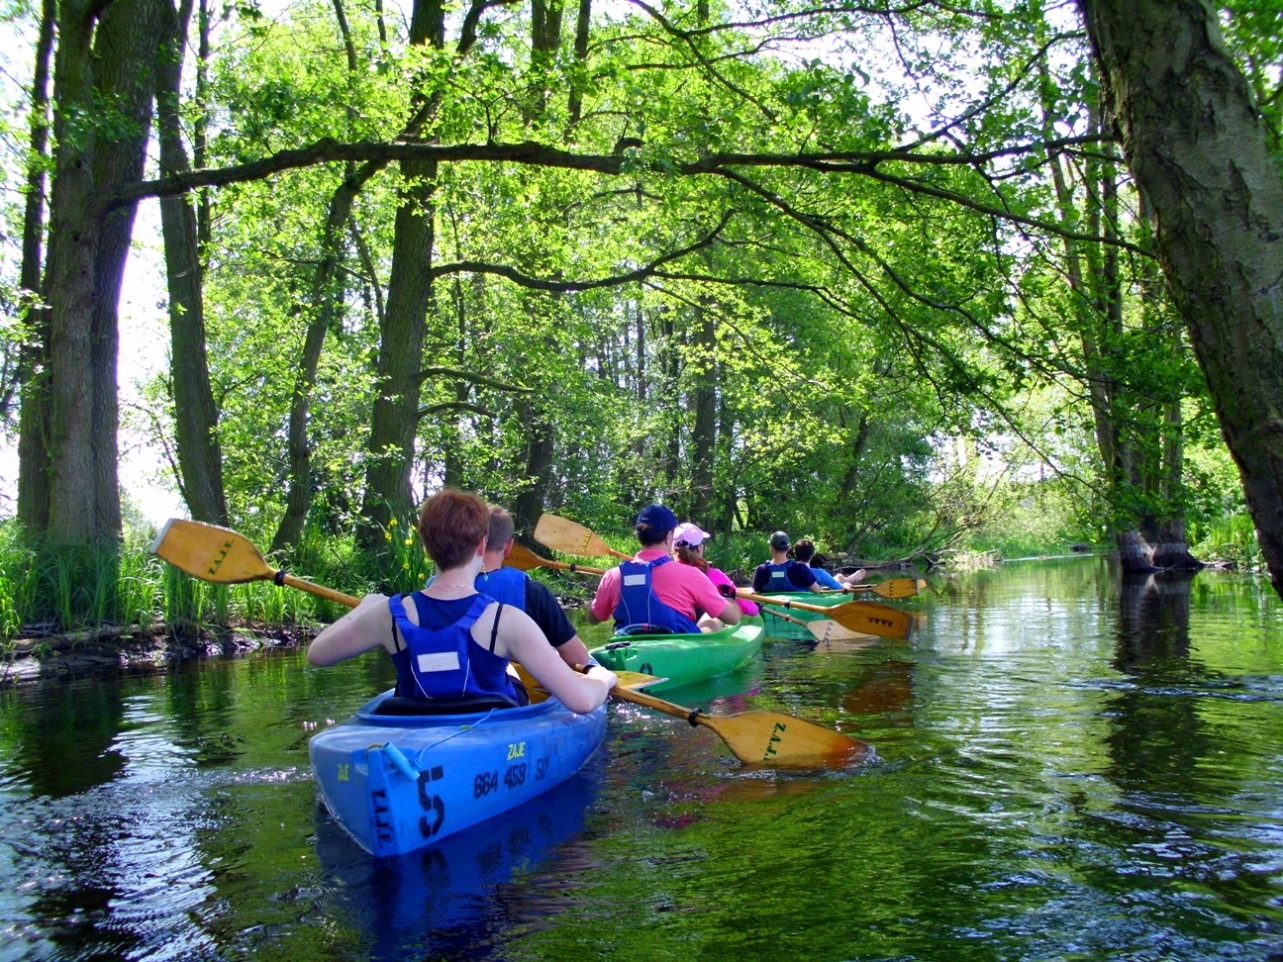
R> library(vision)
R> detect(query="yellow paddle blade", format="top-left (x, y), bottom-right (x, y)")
top-left (616, 670), bottom-right (667, 690)
top-left (611, 686), bottom-right (868, 768)
top-left (506, 543), bottom-right (550, 572)
top-left (149, 518), bottom-right (360, 607)
top-left (150, 518), bottom-right (274, 584)
top-left (806, 620), bottom-right (877, 644)
top-left (855, 577), bottom-right (924, 600)
top-left (704, 709), bottom-right (870, 768)
top-left (534, 513), bottom-right (631, 560)
top-left (827, 601), bottom-right (915, 640)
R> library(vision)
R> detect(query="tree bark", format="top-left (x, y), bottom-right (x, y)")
top-left (39, 0), bottom-right (162, 541)
top-left (356, 0), bottom-right (446, 550)
top-left (15, 0), bottom-right (56, 533)
top-left (157, 0), bottom-right (228, 526)
top-left (1078, 0), bottom-right (1283, 596)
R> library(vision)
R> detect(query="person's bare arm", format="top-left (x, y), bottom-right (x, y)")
top-left (485, 606), bottom-right (616, 713)
top-left (556, 635), bottom-right (592, 669)
top-left (307, 593), bottom-right (393, 665)
top-left (718, 598), bottom-right (743, 624)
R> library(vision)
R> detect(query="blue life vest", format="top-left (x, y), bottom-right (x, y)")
top-left (388, 592), bottom-right (519, 704)
top-left (765, 561), bottom-right (802, 591)
top-left (474, 566), bottom-right (528, 610)
top-left (612, 556), bottom-right (700, 633)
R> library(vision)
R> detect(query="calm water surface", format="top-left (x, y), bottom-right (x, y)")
top-left (1, 558), bottom-right (1281, 961)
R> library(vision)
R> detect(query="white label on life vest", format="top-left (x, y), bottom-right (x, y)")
top-left (622, 574), bottom-right (647, 586)
top-left (417, 651), bottom-right (461, 673)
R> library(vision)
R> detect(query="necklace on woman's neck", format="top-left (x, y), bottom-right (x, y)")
top-left (433, 580), bottom-right (474, 590)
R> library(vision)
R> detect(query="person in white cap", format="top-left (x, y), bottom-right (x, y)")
top-left (672, 521), bottom-right (760, 629)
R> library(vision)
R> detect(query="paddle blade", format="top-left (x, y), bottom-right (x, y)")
top-left (616, 670), bottom-right (667, 690)
top-left (866, 578), bottom-right (923, 600)
top-left (534, 514), bottom-right (630, 560)
top-left (827, 601), bottom-right (915, 640)
top-left (806, 620), bottom-right (877, 644)
top-left (506, 543), bottom-right (548, 572)
top-left (149, 519), bottom-right (273, 584)
top-left (702, 709), bottom-right (871, 768)
top-left (611, 686), bottom-right (867, 768)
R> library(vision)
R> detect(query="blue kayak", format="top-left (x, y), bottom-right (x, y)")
top-left (309, 691), bottom-right (606, 857)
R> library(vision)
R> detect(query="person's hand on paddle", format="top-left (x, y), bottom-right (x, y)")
top-left (716, 582), bottom-right (737, 598)
top-left (584, 663), bottom-right (619, 689)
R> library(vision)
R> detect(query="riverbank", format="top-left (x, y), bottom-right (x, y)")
top-left (2, 623), bottom-right (308, 686)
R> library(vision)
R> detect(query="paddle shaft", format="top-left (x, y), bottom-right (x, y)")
top-left (507, 543), bottom-right (607, 576)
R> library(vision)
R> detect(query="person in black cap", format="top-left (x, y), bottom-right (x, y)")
top-left (588, 504), bottom-right (742, 633)
top-left (752, 530), bottom-right (827, 593)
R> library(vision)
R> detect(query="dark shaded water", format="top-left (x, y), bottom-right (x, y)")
top-left (2, 558), bottom-right (1281, 961)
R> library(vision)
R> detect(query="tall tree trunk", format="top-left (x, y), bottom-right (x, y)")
top-left (512, 395), bottom-right (555, 539)
top-left (40, 0), bottom-right (161, 542)
top-left (157, 0), bottom-right (227, 525)
top-left (15, 0), bottom-right (56, 533)
top-left (357, 0), bottom-right (446, 550)
top-left (689, 297), bottom-right (716, 522)
top-left (566, 0), bottom-right (591, 131)
top-left (1077, 0), bottom-right (1283, 597)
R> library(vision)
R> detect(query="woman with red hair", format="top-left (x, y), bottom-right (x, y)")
top-left (308, 488), bottom-right (617, 715)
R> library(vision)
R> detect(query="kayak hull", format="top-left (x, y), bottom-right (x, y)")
top-left (309, 691), bottom-right (606, 858)
top-left (588, 617), bottom-right (765, 691)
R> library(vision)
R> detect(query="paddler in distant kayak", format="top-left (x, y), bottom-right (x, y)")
top-left (793, 538), bottom-right (866, 590)
top-left (753, 530), bottom-right (828, 593)
top-left (307, 488), bottom-right (617, 714)
top-left (587, 504), bottom-right (742, 634)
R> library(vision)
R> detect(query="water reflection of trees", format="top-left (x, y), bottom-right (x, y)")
top-left (1105, 569), bottom-right (1208, 795)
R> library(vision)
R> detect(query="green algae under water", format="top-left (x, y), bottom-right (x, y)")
top-left (1, 557), bottom-right (1281, 961)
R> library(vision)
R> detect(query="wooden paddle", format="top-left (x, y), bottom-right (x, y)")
top-left (149, 518), bottom-right (360, 607)
top-left (738, 591), bottom-right (915, 640)
top-left (152, 519), bottom-right (864, 767)
top-left (806, 619), bottom-right (877, 644)
top-left (760, 606), bottom-right (812, 629)
top-left (610, 684), bottom-right (869, 768)
top-left (507, 542), bottom-right (607, 576)
top-left (534, 513), bottom-right (632, 560)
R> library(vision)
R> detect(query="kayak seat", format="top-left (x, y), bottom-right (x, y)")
top-left (372, 692), bottom-right (521, 716)
top-left (615, 623), bottom-right (677, 637)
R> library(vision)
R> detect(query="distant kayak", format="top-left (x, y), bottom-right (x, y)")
top-left (309, 690), bottom-right (606, 857)
top-left (755, 591), bottom-right (850, 639)
top-left (589, 616), bottom-right (765, 692)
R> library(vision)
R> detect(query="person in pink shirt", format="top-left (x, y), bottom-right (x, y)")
top-left (587, 504), bottom-right (742, 634)
top-left (671, 521), bottom-right (760, 628)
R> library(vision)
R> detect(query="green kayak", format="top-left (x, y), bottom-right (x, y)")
top-left (589, 617), bottom-right (765, 692)
top-left (755, 591), bottom-right (851, 639)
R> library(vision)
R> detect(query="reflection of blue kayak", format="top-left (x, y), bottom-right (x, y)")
top-left (309, 691), bottom-right (606, 857)
top-left (314, 764), bottom-right (601, 957)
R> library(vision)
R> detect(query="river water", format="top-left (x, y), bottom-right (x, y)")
top-left (1, 557), bottom-right (1280, 961)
